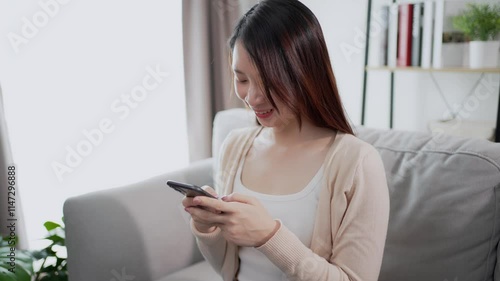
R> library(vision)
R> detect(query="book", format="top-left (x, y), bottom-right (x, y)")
top-left (368, 5), bottom-right (390, 67)
top-left (432, 0), bottom-right (444, 68)
top-left (421, 1), bottom-right (434, 68)
top-left (397, 4), bottom-right (413, 67)
top-left (387, 3), bottom-right (399, 67)
top-left (411, 3), bottom-right (423, 66)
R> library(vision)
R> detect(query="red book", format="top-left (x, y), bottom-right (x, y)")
top-left (397, 4), bottom-right (413, 67)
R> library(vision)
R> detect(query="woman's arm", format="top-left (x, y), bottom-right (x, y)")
top-left (257, 149), bottom-right (390, 281)
top-left (187, 129), bottom-right (245, 275)
top-left (190, 221), bottom-right (228, 273)
top-left (186, 131), bottom-right (234, 274)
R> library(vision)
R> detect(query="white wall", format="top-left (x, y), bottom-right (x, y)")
top-left (301, 0), bottom-right (368, 126)
top-left (302, 0), bottom-right (499, 134)
top-left (0, 0), bottom-right (188, 249)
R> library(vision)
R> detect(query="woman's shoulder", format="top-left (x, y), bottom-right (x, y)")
top-left (218, 126), bottom-right (262, 160)
top-left (223, 126), bottom-right (262, 147)
top-left (336, 132), bottom-right (379, 156)
top-left (325, 131), bottom-right (382, 169)
top-left (323, 132), bottom-right (387, 194)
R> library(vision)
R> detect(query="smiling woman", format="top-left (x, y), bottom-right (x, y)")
top-left (182, 1), bottom-right (390, 281)
top-left (0, 0), bottom-right (187, 249)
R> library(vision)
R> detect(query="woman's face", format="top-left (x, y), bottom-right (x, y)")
top-left (231, 41), bottom-right (295, 129)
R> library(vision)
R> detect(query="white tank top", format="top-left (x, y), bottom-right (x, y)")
top-left (234, 152), bottom-right (324, 281)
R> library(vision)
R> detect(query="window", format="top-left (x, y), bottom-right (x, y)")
top-left (0, 0), bottom-right (187, 248)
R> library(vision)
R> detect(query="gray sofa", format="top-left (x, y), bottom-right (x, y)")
top-left (64, 108), bottom-right (500, 281)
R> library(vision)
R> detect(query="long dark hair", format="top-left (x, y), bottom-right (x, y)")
top-left (228, 0), bottom-right (353, 135)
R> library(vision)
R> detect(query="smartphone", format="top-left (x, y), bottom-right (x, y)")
top-left (166, 180), bottom-right (217, 199)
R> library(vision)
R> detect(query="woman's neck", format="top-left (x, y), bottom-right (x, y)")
top-left (263, 119), bottom-right (334, 148)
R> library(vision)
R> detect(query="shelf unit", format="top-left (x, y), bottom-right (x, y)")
top-left (361, 0), bottom-right (500, 142)
top-left (365, 66), bottom-right (500, 73)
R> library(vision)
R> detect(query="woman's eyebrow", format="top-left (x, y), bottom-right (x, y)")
top-left (233, 69), bottom-right (245, 74)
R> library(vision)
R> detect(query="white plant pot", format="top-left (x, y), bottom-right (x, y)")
top-left (469, 41), bottom-right (500, 69)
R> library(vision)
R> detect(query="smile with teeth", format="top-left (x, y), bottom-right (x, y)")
top-left (255, 109), bottom-right (273, 114)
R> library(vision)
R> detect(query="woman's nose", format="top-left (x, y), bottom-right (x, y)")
top-left (245, 85), bottom-right (264, 106)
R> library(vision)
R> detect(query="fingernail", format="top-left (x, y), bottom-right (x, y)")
top-left (221, 196), bottom-right (228, 201)
top-left (185, 207), bottom-right (191, 213)
top-left (193, 197), bottom-right (201, 204)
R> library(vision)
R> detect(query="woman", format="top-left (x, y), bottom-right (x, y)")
top-left (182, 0), bottom-right (389, 280)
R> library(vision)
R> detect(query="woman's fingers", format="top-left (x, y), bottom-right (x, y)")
top-left (187, 206), bottom-right (225, 224)
top-left (193, 195), bottom-right (232, 213)
top-left (182, 185), bottom-right (217, 208)
top-left (200, 185), bottom-right (218, 198)
top-left (221, 193), bottom-right (259, 205)
top-left (182, 196), bottom-right (196, 208)
top-left (181, 185), bottom-right (224, 234)
top-left (191, 192), bottom-right (259, 215)
top-left (187, 192), bottom-right (279, 246)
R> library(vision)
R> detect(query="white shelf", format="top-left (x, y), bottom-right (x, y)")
top-left (365, 66), bottom-right (500, 73)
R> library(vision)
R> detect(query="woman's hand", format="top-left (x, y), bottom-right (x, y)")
top-left (185, 193), bottom-right (280, 247)
top-left (182, 186), bottom-right (219, 233)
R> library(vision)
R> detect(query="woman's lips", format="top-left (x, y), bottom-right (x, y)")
top-left (254, 109), bottom-right (274, 119)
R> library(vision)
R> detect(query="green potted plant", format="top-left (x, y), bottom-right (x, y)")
top-left (31, 220), bottom-right (68, 281)
top-left (0, 235), bottom-right (34, 281)
top-left (453, 3), bottom-right (500, 68)
top-left (0, 220), bottom-right (68, 281)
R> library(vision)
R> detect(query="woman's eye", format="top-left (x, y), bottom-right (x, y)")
top-left (237, 79), bottom-right (248, 83)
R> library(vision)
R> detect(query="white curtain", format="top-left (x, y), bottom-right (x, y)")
top-left (182, 0), bottom-right (254, 162)
top-left (0, 83), bottom-right (28, 249)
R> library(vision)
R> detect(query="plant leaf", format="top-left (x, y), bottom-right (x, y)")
top-left (32, 249), bottom-right (48, 260)
top-left (44, 235), bottom-right (64, 246)
top-left (39, 272), bottom-right (56, 281)
top-left (39, 265), bottom-right (57, 274)
top-left (0, 245), bottom-right (34, 279)
top-left (0, 267), bottom-right (17, 281)
top-left (453, 3), bottom-right (500, 41)
top-left (0, 261), bottom-right (32, 281)
top-left (44, 221), bottom-right (61, 232)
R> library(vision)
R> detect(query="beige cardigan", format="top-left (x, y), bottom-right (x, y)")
top-left (191, 126), bottom-right (390, 281)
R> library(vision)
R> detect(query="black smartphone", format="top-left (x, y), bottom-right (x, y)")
top-left (166, 180), bottom-right (217, 199)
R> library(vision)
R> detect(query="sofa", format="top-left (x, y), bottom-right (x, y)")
top-left (63, 108), bottom-right (500, 281)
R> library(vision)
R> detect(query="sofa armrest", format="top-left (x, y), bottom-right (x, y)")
top-left (63, 158), bottom-right (214, 281)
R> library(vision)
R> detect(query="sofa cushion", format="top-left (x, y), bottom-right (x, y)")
top-left (161, 261), bottom-right (222, 281)
top-left (356, 127), bottom-right (500, 281)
